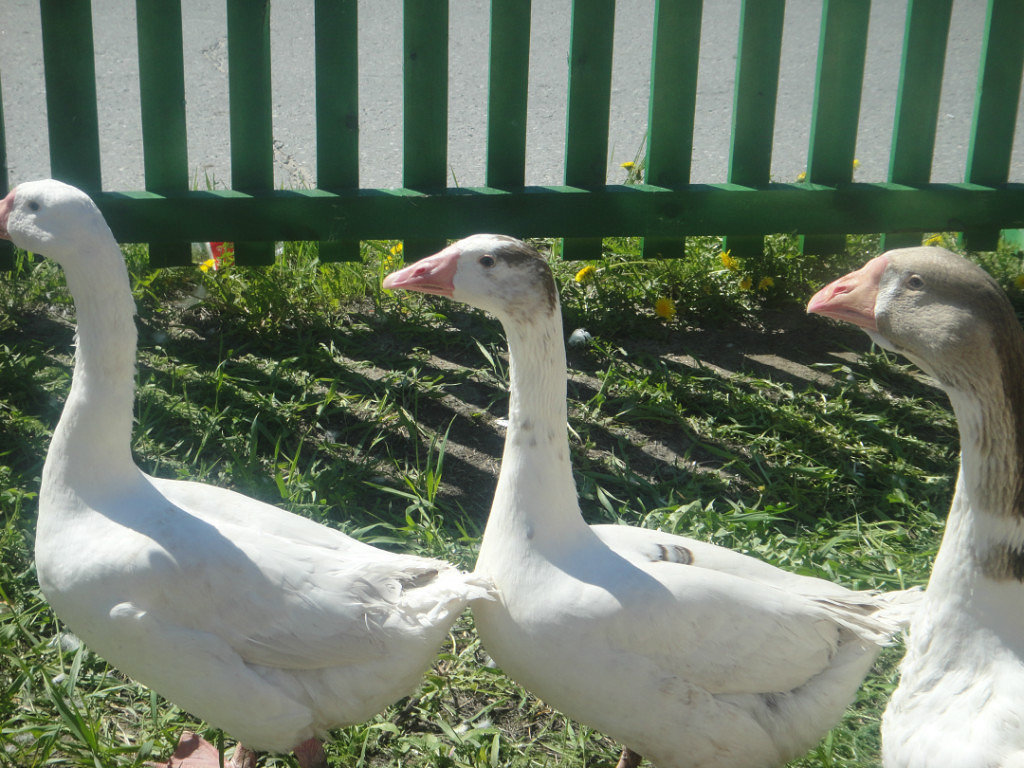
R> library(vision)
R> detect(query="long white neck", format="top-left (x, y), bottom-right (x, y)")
top-left (41, 239), bottom-right (143, 503)
top-left (477, 302), bottom-right (593, 564)
top-left (924, 374), bottom-right (1024, 636)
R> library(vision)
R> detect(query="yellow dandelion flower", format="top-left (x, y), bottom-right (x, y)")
top-left (390, 242), bottom-right (404, 256)
top-left (720, 250), bottom-right (740, 272)
top-left (924, 234), bottom-right (944, 246)
top-left (739, 276), bottom-right (753, 291)
top-left (1015, 274), bottom-right (1024, 290)
top-left (852, 158), bottom-right (861, 170)
top-left (757, 276), bottom-right (775, 291)
top-left (575, 265), bottom-right (597, 283)
top-left (654, 297), bottom-right (676, 320)
top-left (796, 171), bottom-right (807, 182)
top-left (199, 258), bottom-right (217, 273)
top-left (620, 161), bottom-right (635, 170)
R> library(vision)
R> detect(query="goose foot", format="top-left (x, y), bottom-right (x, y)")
top-left (293, 737), bottom-right (327, 768)
top-left (615, 747), bottom-right (643, 768)
top-left (153, 731), bottom-right (256, 768)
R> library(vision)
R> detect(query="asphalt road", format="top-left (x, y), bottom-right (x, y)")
top-left (1, 0), bottom-right (1020, 191)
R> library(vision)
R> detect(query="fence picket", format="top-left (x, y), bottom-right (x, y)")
top-left (315, 0), bottom-right (360, 262)
top-left (136, 0), bottom-right (192, 267)
top-left (642, 0), bottom-right (703, 261)
top-left (883, 0), bottom-right (953, 251)
top-left (562, 0), bottom-right (615, 262)
top-left (724, 0), bottom-right (785, 261)
top-left (40, 0), bottom-right (102, 191)
top-left (486, 0), bottom-right (531, 191)
top-left (227, 0), bottom-right (276, 266)
top-left (403, 0), bottom-right (449, 260)
top-left (964, 0), bottom-right (1024, 251)
top-left (0, 72), bottom-right (10, 269)
top-left (801, 0), bottom-right (870, 256)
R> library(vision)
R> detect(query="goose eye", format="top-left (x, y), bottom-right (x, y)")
top-left (27, 201), bottom-right (40, 212)
top-left (479, 255), bottom-right (496, 268)
top-left (906, 274), bottom-right (925, 290)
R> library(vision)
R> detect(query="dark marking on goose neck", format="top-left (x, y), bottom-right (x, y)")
top-left (965, 267), bottom-right (1024, 521)
top-left (979, 543), bottom-right (1024, 582)
top-left (1002, 344), bottom-right (1024, 521)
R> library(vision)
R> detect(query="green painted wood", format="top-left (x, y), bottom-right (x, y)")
top-left (315, 0), bottom-right (360, 262)
top-left (888, 0), bottom-right (953, 184)
top-left (882, 0), bottom-right (953, 251)
top-left (486, 0), bottom-right (531, 190)
top-left (86, 183), bottom-right (1024, 244)
top-left (136, 0), bottom-right (192, 267)
top-left (40, 0), bottom-right (102, 191)
top-left (964, 0), bottom-right (1024, 251)
top-left (642, 0), bottom-right (703, 260)
top-left (0, 72), bottom-right (11, 270)
top-left (802, 0), bottom-right (870, 255)
top-left (562, 0), bottom-right (615, 261)
top-left (404, 0), bottom-right (449, 259)
top-left (728, 0), bottom-right (785, 186)
top-left (227, 0), bottom-right (275, 265)
top-left (724, 0), bottom-right (785, 260)
top-left (1003, 229), bottom-right (1024, 252)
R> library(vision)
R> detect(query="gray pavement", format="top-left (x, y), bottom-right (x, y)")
top-left (1, 0), bottom-right (1020, 192)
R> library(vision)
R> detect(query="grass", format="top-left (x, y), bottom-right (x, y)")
top-left (1, 231), bottom-right (1021, 767)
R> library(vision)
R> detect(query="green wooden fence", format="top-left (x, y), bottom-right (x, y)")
top-left (1, 0), bottom-right (1023, 269)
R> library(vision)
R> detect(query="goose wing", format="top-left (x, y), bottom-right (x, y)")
top-left (593, 523), bottom-right (872, 598)
top-left (129, 476), bottom-right (481, 671)
top-left (566, 526), bottom-right (896, 695)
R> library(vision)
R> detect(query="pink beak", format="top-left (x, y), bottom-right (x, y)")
top-left (806, 254), bottom-right (890, 331)
top-left (382, 245), bottom-right (460, 297)
top-left (0, 187), bottom-right (16, 241)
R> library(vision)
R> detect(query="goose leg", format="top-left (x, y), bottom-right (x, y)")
top-left (615, 746), bottom-right (643, 768)
top-left (293, 738), bottom-right (327, 768)
top-left (228, 743), bottom-right (257, 768)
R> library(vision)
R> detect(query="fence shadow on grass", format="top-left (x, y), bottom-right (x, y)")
top-left (0, 287), bottom-right (959, 553)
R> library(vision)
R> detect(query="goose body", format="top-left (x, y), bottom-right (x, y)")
top-left (808, 246), bottom-right (1024, 768)
top-left (383, 234), bottom-right (919, 768)
top-left (0, 179), bottom-right (491, 767)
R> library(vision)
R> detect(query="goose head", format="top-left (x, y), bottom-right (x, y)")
top-left (0, 179), bottom-right (114, 266)
top-left (382, 234), bottom-right (558, 323)
top-left (807, 246), bottom-right (1024, 394)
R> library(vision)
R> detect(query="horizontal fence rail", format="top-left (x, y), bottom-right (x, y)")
top-left (86, 183), bottom-right (1024, 242)
top-left (1, 0), bottom-right (1022, 268)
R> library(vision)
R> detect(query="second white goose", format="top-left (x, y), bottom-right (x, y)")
top-left (384, 234), bottom-right (919, 768)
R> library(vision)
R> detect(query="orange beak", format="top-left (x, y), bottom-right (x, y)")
top-left (382, 245), bottom-right (460, 297)
top-left (806, 254), bottom-right (890, 331)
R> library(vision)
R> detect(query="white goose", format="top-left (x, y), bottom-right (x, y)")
top-left (0, 179), bottom-right (492, 768)
top-left (383, 234), bottom-right (920, 768)
top-left (808, 246), bottom-right (1024, 768)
